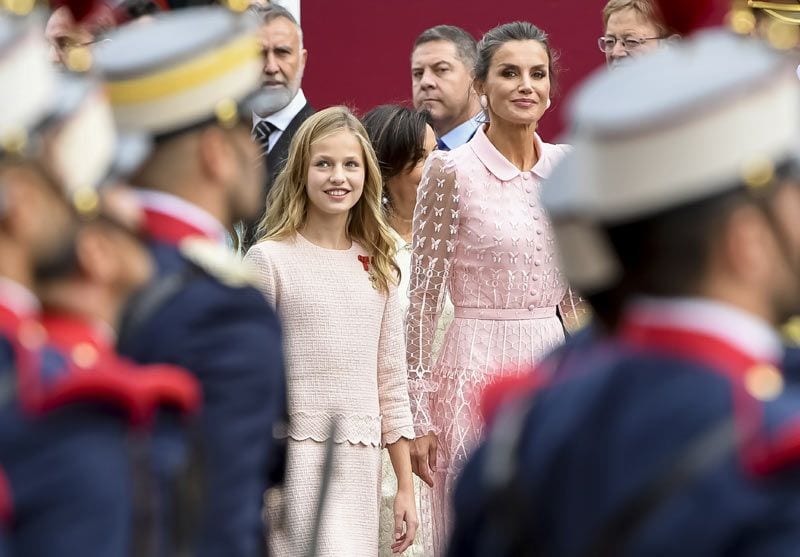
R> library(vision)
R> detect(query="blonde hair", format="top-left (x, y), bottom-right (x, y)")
top-left (257, 106), bottom-right (399, 294)
top-left (602, 0), bottom-right (676, 36)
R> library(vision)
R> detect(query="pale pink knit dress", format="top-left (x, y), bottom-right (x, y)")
top-left (245, 233), bottom-right (415, 557)
top-left (405, 125), bottom-right (583, 554)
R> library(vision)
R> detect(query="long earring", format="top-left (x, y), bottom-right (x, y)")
top-left (479, 94), bottom-right (488, 110)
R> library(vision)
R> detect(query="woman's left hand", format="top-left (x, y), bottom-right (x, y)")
top-left (391, 486), bottom-right (418, 554)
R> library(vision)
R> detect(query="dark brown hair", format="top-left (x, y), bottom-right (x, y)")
top-left (362, 105), bottom-right (431, 185)
top-left (474, 21), bottom-right (560, 93)
top-left (413, 25), bottom-right (478, 73)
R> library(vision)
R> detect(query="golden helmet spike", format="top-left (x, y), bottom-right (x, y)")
top-left (749, 0), bottom-right (800, 24)
top-left (1, 0), bottom-right (35, 15)
top-left (731, 1), bottom-right (800, 49)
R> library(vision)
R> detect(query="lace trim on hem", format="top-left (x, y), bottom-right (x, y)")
top-left (286, 412), bottom-right (382, 447)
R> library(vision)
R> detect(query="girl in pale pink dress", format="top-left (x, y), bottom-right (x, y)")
top-left (245, 107), bottom-right (417, 556)
top-left (405, 22), bottom-right (584, 554)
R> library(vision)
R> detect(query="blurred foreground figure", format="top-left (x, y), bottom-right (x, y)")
top-left (93, 7), bottom-right (286, 557)
top-left (450, 30), bottom-right (800, 557)
top-left (0, 15), bottom-right (199, 557)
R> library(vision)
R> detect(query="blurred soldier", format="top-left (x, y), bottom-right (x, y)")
top-left (92, 8), bottom-right (287, 557)
top-left (0, 15), bottom-right (199, 557)
top-left (450, 30), bottom-right (800, 557)
top-left (36, 73), bottom-right (203, 555)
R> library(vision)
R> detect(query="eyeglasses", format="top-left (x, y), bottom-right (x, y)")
top-left (597, 36), bottom-right (662, 53)
top-left (54, 36), bottom-right (112, 52)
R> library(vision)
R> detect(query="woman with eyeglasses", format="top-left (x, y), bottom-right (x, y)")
top-left (600, 0), bottom-right (679, 68)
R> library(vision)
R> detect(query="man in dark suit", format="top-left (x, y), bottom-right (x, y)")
top-left (244, 3), bottom-right (314, 250)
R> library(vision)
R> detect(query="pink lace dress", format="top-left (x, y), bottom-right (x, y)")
top-left (405, 125), bottom-right (582, 554)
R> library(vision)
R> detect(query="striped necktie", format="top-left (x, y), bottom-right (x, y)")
top-left (253, 120), bottom-right (277, 155)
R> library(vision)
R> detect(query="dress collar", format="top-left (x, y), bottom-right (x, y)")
top-left (469, 124), bottom-right (556, 182)
top-left (136, 190), bottom-right (227, 246)
top-left (388, 226), bottom-right (411, 251)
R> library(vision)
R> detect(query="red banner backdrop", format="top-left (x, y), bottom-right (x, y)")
top-left (300, 0), bottom-right (610, 141)
top-left (300, 0), bottom-right (730, 140)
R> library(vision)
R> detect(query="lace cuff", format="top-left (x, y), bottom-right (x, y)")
top-left (381, 424), bottom-right (415, 448)
top-left (409, 388), bottom-right (439, 438)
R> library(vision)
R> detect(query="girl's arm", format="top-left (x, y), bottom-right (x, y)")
top-left (387, 438), bottom-right (417, 554)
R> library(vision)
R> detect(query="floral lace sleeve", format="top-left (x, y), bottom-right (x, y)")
top-left (405, 151), bottom-right (459, 437)
top-left (559, 288), bottom-right (592, 334)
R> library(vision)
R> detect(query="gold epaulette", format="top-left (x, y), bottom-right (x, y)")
top-left (179, 237), bottom-right (259, 289)
top-left (782, 316), bottom-right (800, 347)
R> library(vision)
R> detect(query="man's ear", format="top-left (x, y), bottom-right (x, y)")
top-left (74, 226), bottom-right (115, 283)
top-left (197, 127), bottom-right (236, 186)
top-left (0, 168), bottom-right (44, 237)
top-left (300, 47), bottom-right (308, 70)
top-left (471, 79), bottom-right (483, 98)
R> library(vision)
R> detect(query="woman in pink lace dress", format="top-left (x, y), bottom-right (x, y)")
top-left (405, 22), bottom-right (583, 554)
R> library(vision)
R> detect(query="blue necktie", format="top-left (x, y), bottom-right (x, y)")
top-left (436, 138), bottom-right (449, 152)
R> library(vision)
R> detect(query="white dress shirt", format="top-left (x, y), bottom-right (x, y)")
top-left (252, 89), bottom-right (307, 154)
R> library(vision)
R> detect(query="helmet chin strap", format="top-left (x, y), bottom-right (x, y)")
top-left (749, 186), bottom-right (800, 322)
top-left (0, 186), bottom-right (7, 221)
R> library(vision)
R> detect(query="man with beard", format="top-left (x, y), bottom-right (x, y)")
top-left (93, 7), bottom-right (287, 557)
top-left (449, 30), bottom-right (800, 556)
top-left (243, 3), bottom-right (313, 250)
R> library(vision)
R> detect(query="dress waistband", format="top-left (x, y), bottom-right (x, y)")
top-left (453, 306), bottom-right (557, 321)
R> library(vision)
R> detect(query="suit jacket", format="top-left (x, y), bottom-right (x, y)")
top-left (243, 101), bottom-right (315, 251)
